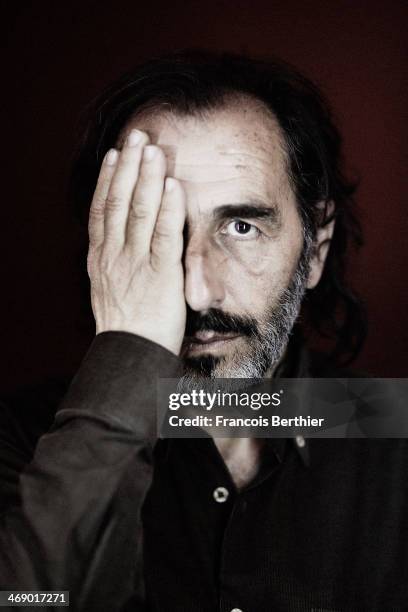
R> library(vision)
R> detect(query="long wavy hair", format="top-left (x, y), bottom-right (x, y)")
top-left (69, 50), bottom-right (366, 365)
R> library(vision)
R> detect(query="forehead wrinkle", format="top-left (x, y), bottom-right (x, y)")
top-left (179, 177), bottom-right (248, 185)
top-left (161, 144), bottom-right (276, 163)
top-left (166, 153), bottom-right (277, 184)
top-left (167, 161), bottom-right (266, 183)
top-left (126, 102), bottom-right (293, 198)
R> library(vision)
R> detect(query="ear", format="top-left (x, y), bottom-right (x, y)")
top-left (306, 201), bottom-right (335, 289)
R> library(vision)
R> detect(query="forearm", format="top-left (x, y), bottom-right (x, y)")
top-left (0, 332), bottom-right (180, 611)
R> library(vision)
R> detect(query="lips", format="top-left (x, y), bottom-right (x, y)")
top-left (186, 331), bottom-right (240, 344)
top-left (192, 331), bottom-right (240, 343)
top-left (182, 331), bottom-right (240, 355)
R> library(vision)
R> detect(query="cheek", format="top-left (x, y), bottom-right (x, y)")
top-left (214, 236), bottom-right (301, 312)
top-left (216, 239), bottom-right (275, 275)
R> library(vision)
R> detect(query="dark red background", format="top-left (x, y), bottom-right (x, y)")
top-left (2, 0), bottom-right (407, 391)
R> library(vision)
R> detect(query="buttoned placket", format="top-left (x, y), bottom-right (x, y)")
top-left (209, 437), bottom-right (311, 612)
top-left (211, 440), bottom-right (283, 612)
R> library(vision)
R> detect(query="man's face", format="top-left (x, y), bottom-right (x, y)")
top-left (125, 98), bottom-right (309, 378)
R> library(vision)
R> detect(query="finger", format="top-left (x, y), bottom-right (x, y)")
top-left (151, 178), bottom-right (186, 265)
top-left (104, 129), bottom-right (149, 245)
top-left (126, 145), bottom-right (167, 254)
top-left (88, 148), bottom-right (118, 249)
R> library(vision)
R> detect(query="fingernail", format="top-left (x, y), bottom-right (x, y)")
top-left (105, 149), bottom-right (118, 166)
top-left (127, 129), bottom-right (142, 147)
top-left (165, 177), bottom-right (176, 192)
top-left (143, 146), bottom-right (157, 162)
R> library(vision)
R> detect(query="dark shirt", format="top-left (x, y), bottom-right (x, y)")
top-left (0, 332), bottom-right (407, 611)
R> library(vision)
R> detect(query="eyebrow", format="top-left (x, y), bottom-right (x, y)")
top-left (213, 203), bottom-right (282, 226)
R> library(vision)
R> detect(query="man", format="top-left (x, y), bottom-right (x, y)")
top-left (0, 51), bottom-right (407, 611)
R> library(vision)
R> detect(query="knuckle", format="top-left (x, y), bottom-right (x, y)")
top-left (154, 226), bottom-right (172, 242)
top-left (105, 194), bottom-right (123, 211)
top-left (90, 197), bottom-right (105, 216)
top-left (128, 205), bottom-right (150, 224)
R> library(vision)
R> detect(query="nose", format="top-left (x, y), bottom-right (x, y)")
top-left (184, 240), bottom-right (226, 312)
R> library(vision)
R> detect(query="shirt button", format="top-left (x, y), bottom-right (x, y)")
top-left (213, 486), bottom-right (229, 503)
top-left (295, 435), bottom-right (306, 448)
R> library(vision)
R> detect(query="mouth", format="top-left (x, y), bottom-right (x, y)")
top-left (182, 331), bottom-right (241, 355)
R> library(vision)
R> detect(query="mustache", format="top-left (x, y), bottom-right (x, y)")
top-left (184, 307), bottom-right (260, 338)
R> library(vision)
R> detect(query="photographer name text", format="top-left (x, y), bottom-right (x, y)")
top-left (167, 415), bottom-right (325, 428)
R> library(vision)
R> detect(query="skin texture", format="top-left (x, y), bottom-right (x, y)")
top-left (88, 97), bottom-right (334, 487)
top-left (120, 101), bottom-right (303, 370)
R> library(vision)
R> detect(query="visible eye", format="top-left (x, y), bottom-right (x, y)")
top-left (221, 220), bottom-right (261, 239)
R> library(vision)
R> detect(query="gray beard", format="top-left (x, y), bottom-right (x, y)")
top-left (178, 234), bottom-right (313, 390)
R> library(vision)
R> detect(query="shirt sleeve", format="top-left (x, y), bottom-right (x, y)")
top-left (0, 331), bottom-right (181, 611)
